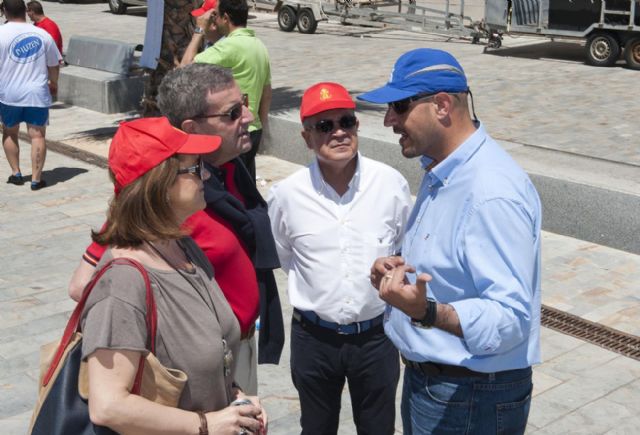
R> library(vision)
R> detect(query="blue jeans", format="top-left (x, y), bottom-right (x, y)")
top-left (401, 365), bottom-right (532, 435)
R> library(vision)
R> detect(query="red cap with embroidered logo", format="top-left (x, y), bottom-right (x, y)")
top-left (109, 117), bottom-right (221, 192)
top-left (191, 0), bottom-right (217, 17)
top-left (300, 82), bottom-right (356, 121)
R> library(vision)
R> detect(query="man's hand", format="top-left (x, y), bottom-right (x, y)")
top-left (378, 264), bottom-right (432, 320)
top-left (196, 9), bottom-right (214, 31)
top-left (370, 255), bottom-right (405, 290)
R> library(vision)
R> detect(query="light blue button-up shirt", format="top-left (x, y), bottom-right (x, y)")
top-left (384, 123), bottom-right (542, 373)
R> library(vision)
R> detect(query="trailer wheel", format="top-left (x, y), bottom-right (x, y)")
top-left (297, 9), bottom-right (318, 34)
top-left (278, 6), bottom-right (297, 32)
top-left (487, 35), bottom-right (502, 49)
top-left (108, 0), bottom-right (127, 14)
top-left (624, 37), bottom-right (640, 70)
top-left (586, 33), bottom-right (620, 67)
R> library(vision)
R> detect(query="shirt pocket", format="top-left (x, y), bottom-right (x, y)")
top-left (362, 231), bottom-right (395, 260)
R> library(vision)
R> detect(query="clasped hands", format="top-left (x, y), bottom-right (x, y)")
top-left (370, 255), bottom-right (432, 320)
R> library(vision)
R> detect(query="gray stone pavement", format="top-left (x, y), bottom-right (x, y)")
top-left (39, 2), bottom-right (640, 167)
top-left (0, 2), bottom-right (639, 434)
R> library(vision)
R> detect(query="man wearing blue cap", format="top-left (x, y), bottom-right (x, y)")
top-left (360, 48), bottom-right (541, 434)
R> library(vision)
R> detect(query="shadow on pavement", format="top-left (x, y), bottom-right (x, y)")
top-left (271, 86), bottom-right (303, 113)
top-left (32, 167), bottom-right (89, 187)
top-left (70, 126), bottom-right (119, 142)
top-left (481, 40), bottom-right (629, 67)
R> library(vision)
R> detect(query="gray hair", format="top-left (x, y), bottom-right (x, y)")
top-left (157, 64), bottom-right (235, 127)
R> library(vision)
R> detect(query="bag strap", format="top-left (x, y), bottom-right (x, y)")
top-left (42, 258), bottom-right (156, 397)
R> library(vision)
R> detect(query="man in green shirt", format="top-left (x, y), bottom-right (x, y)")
top-left (195, 0), bottom-right (271, 181)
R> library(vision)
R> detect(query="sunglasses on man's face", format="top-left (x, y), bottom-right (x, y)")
top-left (387, 92), bottom-right (436, 115)
top-left (195, 94), bottom-right (249, 122)
top-left (177, 159), bottom-right (206, 180)
top-left (309, 115), bottom-right (358, 134)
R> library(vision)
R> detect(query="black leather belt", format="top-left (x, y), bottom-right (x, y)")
top-left (401, 355), bottom-right (487, 378)
top-left (293, 309), bottom-right (383, 335)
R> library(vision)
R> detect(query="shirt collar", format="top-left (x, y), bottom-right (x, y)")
top-left (310, 152), bottom-right (362, 197)
top-left (420, 122), bottom-right (486, 187)
top-left (228, 28), bottom-right (254, 38)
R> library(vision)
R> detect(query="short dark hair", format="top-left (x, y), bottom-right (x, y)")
top-left (157, 63), bottom-right (235, 127)
top-left (26, 0), bottom-right (43, 15)
top-left (92, 156), bottom-right (186, 248)
top-left (218, 0), bottom-right (248, 27)
top-left (3, 0), bottom-right (27, 18)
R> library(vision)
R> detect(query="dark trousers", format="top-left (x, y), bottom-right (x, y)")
top-left (290, 317), bottom-right (399, 435)
top-left (240, 129), bottom-right (262, 182)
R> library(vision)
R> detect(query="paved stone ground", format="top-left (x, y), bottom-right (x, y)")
top-left (38, 2), bottom-right (640, 167)
top-left (1, 147), bottom-right (639, 434)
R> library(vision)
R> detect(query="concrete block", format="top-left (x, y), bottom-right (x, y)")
top-left (65, 35), bottom-right (137, 75)
top-left (58, 66), bottom-right (145, 114)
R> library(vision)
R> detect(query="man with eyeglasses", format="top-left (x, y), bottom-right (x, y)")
top-left (68, 64), bottom-right (284, 397)
top-left (267, 82), bottom-right (412, 434)
top-left (361, 48), bottom-right (542, 434)
top-left (195, 0), bottom-right (271, 183)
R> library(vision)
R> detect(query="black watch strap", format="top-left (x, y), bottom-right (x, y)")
top-left (411, 298), bottom-right (437, 329)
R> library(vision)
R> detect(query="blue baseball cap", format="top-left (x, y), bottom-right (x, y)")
top-left (358, 48), bottom-right (469, 104)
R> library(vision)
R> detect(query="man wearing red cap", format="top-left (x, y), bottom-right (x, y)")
top-left (180, 0), bottom-right (221, 66)
top-left (268, 82), bottom-right (412, 434)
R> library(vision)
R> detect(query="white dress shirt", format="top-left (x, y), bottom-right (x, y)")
top-left (268, 153), bottom-right (412, 324)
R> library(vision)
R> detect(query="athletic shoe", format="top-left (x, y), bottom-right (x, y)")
top-left (31, 180), bottom-right (47, 191)
top-left (7, 174), bottom-right (24, 185)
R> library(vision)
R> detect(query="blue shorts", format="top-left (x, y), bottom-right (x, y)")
top-left (0, 103), bottom-right (49, 128)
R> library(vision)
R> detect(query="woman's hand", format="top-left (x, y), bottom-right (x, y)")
top-left (206, 401), bottom-right (264, 435)
top-left (245, 396), bottom-right (268, 435)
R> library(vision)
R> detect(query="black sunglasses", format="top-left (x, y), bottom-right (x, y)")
top-left (388, 92), bottom-right (436, 115)
top-left (176, 159), bottom-right (206, 179)
top-left (195, 94), bottom-right (248, 121)
top-left (309, 115), bottom-right (357, 133)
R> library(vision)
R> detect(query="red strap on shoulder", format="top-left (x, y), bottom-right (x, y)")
top-left (42, 258), bottom-right (156, 396)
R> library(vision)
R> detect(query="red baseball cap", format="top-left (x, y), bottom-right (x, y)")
top-left (300, 82), bottom-right (356, 121)
top-left (109, 117), bottom-right (221, 192)
top-left (191, 0), bottom-right (217, 17)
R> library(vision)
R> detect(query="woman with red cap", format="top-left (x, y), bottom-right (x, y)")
top-left (80, 117), bottom-right (266, 435)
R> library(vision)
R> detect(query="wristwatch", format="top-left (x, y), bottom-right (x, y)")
top-left (410, 298), bottom-right (437, 329)
top-left (193, 26), bottom-right (204, 34)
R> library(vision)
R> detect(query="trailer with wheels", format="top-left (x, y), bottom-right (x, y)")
top-left (483, 0), bottom-right (640, 69)
top-left (275, 0), bottom-right (484, 41)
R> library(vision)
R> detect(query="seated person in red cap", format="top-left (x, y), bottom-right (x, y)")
top-left (180, 0), bottom-right (222, 66)
top-left (79, 116), bottom-right (266, 435)
top-left (267, 82), bottom-right (412, 434)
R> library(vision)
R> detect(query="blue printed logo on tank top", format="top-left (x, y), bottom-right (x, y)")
top-left (9, 33), bottom-right (44, 64)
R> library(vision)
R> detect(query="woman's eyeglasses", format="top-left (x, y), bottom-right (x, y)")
top-left (194, 94), bottom-right (249, 122)
top-left (387, 92), bottom-right (436, 115)
top-left (309, 115), bottom-right (358, 133)
top-left (177, 159), bottom-right (206, 179)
